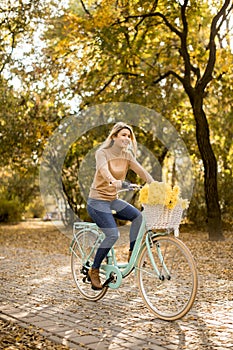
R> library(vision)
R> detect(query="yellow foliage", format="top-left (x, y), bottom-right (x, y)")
top-left (92, 0), bottom-right (120, 29)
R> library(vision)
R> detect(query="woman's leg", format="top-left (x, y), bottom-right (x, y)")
top-left (87, 199), bottom-right (120, 269)
top-left (111, 199), bottom-right (142, 251)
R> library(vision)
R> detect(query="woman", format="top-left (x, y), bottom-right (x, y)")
top-left (87, 122), bottom-right (154, 290)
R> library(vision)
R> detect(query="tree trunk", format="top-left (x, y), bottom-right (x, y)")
top-left (192, 95), bottom-right (224, 240)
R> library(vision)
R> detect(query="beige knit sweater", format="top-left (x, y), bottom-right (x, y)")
top-left (89, 146), bottom-right (154, 201)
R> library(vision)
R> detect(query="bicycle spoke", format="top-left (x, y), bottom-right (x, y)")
top-left (71, 229), bottom-right (108, 301)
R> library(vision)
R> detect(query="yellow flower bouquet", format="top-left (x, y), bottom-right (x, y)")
top-left (139, 181), bottom-right (189, 235)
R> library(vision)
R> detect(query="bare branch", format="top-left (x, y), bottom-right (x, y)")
top-left (79, 0), bottom-right (92, 17)
top-left (116, 12), bottom-right (182, 37)
top-left (200, 0), bottom-right (231, 89)
top-left (179, 1), bottom-right (192, 84)
top-left (96, 72), bottom-right (140, 96)
top-left (152, 70), bottom-right (184, 85)
top-left (175, 0), bottom-right (199, 85)
top-left (180, 0), bottom-right (189, 33)
top-left (134, 1), bottom-right (159, 37)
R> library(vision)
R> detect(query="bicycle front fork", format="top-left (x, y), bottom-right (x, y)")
top-left (145, 233), bottom-right (171, 280)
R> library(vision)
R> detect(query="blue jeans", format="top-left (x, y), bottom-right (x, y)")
top-left (87, 198), bottom-right (142, 268)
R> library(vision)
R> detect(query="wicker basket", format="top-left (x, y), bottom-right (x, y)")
top-left (143, 204), bottom-right (184, 236)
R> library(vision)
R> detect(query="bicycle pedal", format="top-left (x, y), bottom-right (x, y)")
top-left (82, 275), bottom-right (91, 283)
top-left (102, 275), bottom-right (114, 287)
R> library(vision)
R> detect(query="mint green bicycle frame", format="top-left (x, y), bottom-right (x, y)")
top-left (71, 214), bottom-right (169, 290)
top-left (70, 190), bottom-right (198, 321)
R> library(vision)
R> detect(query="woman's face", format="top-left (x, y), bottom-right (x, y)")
top-left (113, 128), bottom-right (132, 148)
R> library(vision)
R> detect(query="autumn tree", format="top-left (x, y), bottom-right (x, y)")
top-left (41, 0), bottom-right (233, 239)
top-left (1, 0), bottom-right (232, 234)
top-left (0, 0), bottom-right (69, 212)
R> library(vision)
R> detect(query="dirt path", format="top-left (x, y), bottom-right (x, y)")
top-left (0, 220), bottom-right (233, 349)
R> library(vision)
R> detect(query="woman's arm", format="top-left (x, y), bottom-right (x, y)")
top-left (129, 157), bottom-right (154, 184)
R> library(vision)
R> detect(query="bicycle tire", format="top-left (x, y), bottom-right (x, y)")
top-left (137, 235), bottom-right (198, 321)
top-left (71, 229), bottom-right (108, 301)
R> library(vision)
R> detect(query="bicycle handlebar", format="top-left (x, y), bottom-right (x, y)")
top-left (117, 183), bottom-right (142, 194)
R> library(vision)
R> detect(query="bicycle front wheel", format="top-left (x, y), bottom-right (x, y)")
top-left (71, 229), bottom-right (108, 301)
top-left (137, 235), bottom-right (198, 321)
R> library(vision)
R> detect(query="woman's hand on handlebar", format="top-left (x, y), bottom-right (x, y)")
top-left (110, 180), bottom-right (142, 191)
top-left (120, 181), bottom-right (142, 191)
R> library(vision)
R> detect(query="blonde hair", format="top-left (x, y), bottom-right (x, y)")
top-left (99, 122), bottom-right (137, 156)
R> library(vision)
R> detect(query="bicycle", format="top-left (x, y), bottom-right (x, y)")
top-left (70, 185), bottom-right (198, 321)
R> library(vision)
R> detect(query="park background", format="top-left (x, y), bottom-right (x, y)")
top-left (0, 1), bottom-right (233, 349)
top-left (0, 0), bottom-right (232, 238)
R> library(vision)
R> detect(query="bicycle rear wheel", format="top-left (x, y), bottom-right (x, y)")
top-left (137, 235), bottom-right (198, 321)
top-left (71, 228), bottom-right (108, 301)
